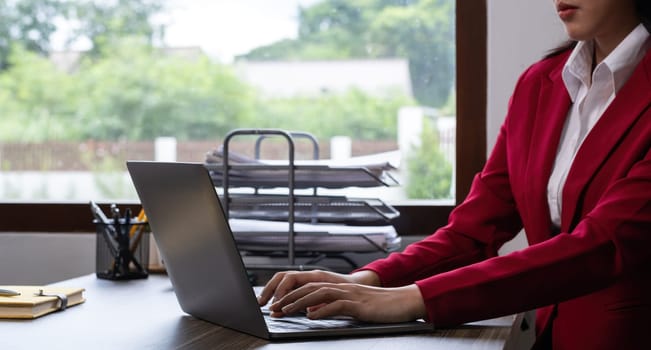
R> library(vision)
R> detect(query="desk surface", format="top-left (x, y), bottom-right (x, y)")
top-left (0, 274), bottom-right (531, 350)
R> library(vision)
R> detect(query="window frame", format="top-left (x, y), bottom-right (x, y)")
top-left (0, 0), bottom-right (486, 235)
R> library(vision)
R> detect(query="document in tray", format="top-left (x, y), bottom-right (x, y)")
top-left (206, 147), bottom-right (400, 169)
top-left (229, 219), bottom-right (401, 253)
top-left (226, 194), bottom-right (399, 224)
top-left (205, 149), bottom-right (401, 188)
top-left (210, 165), bottom-right (399, 188)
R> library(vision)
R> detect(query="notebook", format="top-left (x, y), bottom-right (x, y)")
top-left (126, 161), bottom-right (432, 340)
top-left (0, 286), bottom-right (85, 319)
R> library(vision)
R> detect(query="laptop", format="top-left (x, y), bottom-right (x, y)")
top-left (126, 161), bottom-right (432, 339)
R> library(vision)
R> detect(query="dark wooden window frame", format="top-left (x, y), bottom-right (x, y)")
top-left (0, 0), bottom-right (486, 235)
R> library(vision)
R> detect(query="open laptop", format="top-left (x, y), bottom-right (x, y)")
top-left (126, 161), bottom-right (432, 340)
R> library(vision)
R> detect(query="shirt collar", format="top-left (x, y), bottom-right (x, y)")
top-left (562, 23), bottom-right (651, 102)
top-left (562, 40), bottom-right (593, 102)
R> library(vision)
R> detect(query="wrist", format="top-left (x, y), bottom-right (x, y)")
top-left (400, 284), bottom-right (427, 320)
top-left (350, 270), bottom-right (381, 286)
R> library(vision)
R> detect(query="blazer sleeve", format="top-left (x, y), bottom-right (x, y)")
top-left (411, 146), bottom-right (651, 326)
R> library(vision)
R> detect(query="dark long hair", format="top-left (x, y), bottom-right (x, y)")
top-left (545, 0), bottom-right (651, 59)
top-left (639, 0), bottom-right (651, 30)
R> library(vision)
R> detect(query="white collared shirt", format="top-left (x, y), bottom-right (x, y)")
top-left (547, 23), bottom-right (650, 227)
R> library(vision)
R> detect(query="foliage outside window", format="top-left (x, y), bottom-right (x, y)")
top-left (406, 117), bottom-right (453, 199)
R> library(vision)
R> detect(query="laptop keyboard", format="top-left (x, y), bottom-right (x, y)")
top-left (265, 315), bottom-right (364, 331)
top-left (261, 305), bottom-right (363, 331)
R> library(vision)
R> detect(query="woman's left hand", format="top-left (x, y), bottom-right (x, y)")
top-left (269, 282), bottom-right (427, 323)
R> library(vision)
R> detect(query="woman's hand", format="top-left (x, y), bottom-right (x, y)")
top-left (269, 282), bottom-right (426, 323)
top-left (257, 269), bottom-right (380, 306)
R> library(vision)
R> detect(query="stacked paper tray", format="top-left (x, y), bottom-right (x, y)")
top-left (205, 132), bottom-right (403, 264)
top-left (229, 219), bottom-right (401, 253)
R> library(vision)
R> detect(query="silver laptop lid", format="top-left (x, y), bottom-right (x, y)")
top-left (127, 161), bottom-right (269, 339)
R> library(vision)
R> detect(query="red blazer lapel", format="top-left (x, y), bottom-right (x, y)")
top-left (561, 51), bottom-right (651, 231)
top-left (525, 57), bottom-right (571, 240)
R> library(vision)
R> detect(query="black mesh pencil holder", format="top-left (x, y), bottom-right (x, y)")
top-left (94, 218), bottom-right (150, 280)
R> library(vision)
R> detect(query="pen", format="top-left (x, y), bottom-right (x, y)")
top-left (0, 288), bottom-right (20, 296)
top-left (89, 201), bottom-right (111, 224)
top-left (91, 201), bottom-right (119, 239)
top-left (123, 208), bottom-right (132, 234)
top-left (110, 203), bottom-right (121, 226)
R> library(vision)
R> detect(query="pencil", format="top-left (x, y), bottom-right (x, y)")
top-left (129, 210), bottom-right (148, 254)
top-left (129, 209), bottom-right (146, 237)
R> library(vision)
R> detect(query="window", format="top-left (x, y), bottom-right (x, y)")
top-left (0, 0), bottom-right (486, 234)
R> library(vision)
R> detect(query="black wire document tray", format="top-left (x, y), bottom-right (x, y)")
top-left (206, 128), bottom-right (403, 269)
top-left (229, 219), bottom-right (401, 253)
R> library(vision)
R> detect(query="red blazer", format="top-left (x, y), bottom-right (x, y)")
top-left (362, 48), bottom-right (651, 349)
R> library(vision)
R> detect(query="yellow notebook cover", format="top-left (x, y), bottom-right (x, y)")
top-left (0, 286), bottom-right (85, 319)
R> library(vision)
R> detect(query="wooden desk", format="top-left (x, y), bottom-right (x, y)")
top-left (0, 274), bottom-right (533, 349)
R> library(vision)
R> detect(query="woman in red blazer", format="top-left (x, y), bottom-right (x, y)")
top-left (259, 1), bottom-right (651, 348)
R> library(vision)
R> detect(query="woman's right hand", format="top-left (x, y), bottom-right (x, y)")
top-left (257, 269), bottom-right (380, 307)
